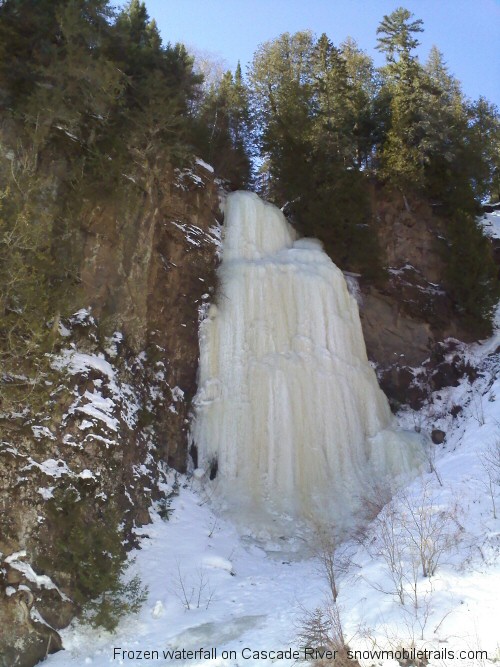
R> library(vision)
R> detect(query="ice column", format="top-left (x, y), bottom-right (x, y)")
top-left (191, 191), bottom-right (422, 530)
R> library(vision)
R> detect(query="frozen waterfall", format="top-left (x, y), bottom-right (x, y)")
top-left (191, 191), bottom-right (423, 533)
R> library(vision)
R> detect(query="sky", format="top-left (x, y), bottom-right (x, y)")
top-left (141, 0), bottom-right (500, 108)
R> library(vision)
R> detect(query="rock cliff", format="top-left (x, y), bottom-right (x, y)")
top-left (78, 160), bottom-right (221, 469)
top-left (359, 189), bottom-right (473, 407)
top-left (0, 162), bottom-right (221, 666)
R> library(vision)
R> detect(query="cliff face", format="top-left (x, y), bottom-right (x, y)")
top-left (0, 162), bottom-right (221, 666)
top-left (78, 161), bottom-right (221, 469)
top-left (358, 189), bottom-right (472, 406)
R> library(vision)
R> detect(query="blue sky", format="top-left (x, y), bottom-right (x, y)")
top-left (141, 0), bottom-right (500, 108)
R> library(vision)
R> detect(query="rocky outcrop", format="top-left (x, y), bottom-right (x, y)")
top-left (79, 161), bottom-right (221, 468)
top-left (357, 189), bottom-right (472, 406)
top-left (0, 161), bottom-right (221, 664)
top-left (0, 587), bottom-right (62, 667)
top-left (0, 312), bottom-right (152, 664)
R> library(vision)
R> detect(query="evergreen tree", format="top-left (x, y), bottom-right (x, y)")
top-left (248, 31), bottom-right (315, 200)
top-left (44, 488), bottom-right (148, 632)
top-left (465, 97), bottom-right (500, 203)
top-left (0, 0), bottom-right (121, 152)
top-left (0, 0), bottom-right (209, 414)
top-left (195, 62), bottom-right (252, 186)
top-left (420, 47), bottom-right (470, 205)
top-left (375, 10), bottom-right (499, 332)
top-left (0, 0), bottom-right (123, 412)
top-left (0, 161), bottom-right (55, 407)
top-left (111, 1), bottom-right (203, 167)
top-left (376, 7), bottom-right (428, 193)
top-left (311, 34), bottom-right (352, 163)
top-left (376, 6), bottom-right (423, 65)
top-left (340, 37), bottom-right (381, 169)
top-left (232, 62), bottom-right (253, 179)
top-left (0, 0), bottom-right (114, 106)
top-left (297, 34), bottom-right (380, 274)
top-left (445, 212), bottom-right (499, 335)
top-left (248, 31), bottom-right (380, 275)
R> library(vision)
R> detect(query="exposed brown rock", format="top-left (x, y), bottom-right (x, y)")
top-left (0, 162), bottom-right (221, 664)
top-left (431, 429), bottom-right (446, 444)
top-left (0, 588), bottom-right (62, 667)
top-left (357, 188), bottom-right (473, 402)
top-left (80, 163), bottom-right (221, 468)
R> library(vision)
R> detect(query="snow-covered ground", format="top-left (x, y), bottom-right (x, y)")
top-left (42, 325), bottom-right (500, 667)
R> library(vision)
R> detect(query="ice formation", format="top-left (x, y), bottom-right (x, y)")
top-left (191, 191), bottom-right (423, 531)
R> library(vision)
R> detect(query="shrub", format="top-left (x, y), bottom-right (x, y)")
top-left (43, 484), bottom-right (148, 632)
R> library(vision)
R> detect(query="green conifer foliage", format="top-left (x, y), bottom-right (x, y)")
top-left (372, 8), bottom-right (500, 331)
top-left (0, 0), bottom-right (215, 418)
top-left (194, 62), bottom-right (252, 187)
top-left (246, 14), bottom-right (499, 329)
top-left (249, 31), bottom-right (315, 200)
top-left (111, 1), bottom-right (203, 169)
top-left (376, 8), bottom-right (428, 191)
top-left (43, 486), bottom-right (148, 632)
top-left (340, 37), bottom-right (381, 169)
top-left (0, 147), bottom-right (63, 412)
top-left (311, 34), bottom-right (352, 162)
top-left (376, 7), bottom-right (424, 64)
top-left (420, 47), bottom-right (469, 204)
top-left (445, 212), bottom-right (500, 336)
top-left (0, 0), bottom-right (114, 107)
top-left (465, 97), bottom-right (500, 203)
top-left (249, 31), bottom-right (380, 275)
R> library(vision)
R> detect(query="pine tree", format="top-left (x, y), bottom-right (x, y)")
top-left (0, 0), bottom-right (123, 413)
top-left (248, 31), bottom-right (315, 200)
top-left (445, 212), bottom-right (499, 336)
top-left (376, 7), bottom-right (424, 66)
top-left (0, 0), bottom-right (114, 105)
top-left (111, 1), bottom-right (203, 167)
top-left (340, 37), bottom-right (380, 169)
top-left (376, 7), bottom-right (428, 193)
top-left (248, 31), bottom-right (380, 275)
top-left (0, 0), bottom-right (208, 414)
top-left (43, 489), bottom-right (148, 632)
top-left (311, 34), bottom-right (352, 163)
top-left (232, 62), bottom-right (253, 178)
top-left (195, 63), bottom-right (252, 186)
top-left (420, 46), bottom-right (470, 205)
top-left (465, 97), bottom-right (500, 203)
